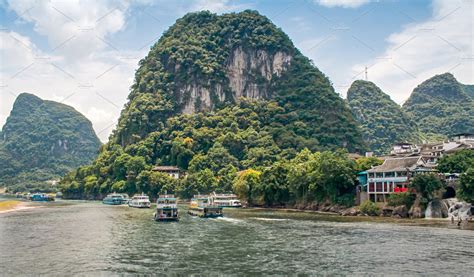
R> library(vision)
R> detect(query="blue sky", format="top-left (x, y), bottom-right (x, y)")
top-left (1, 0), bottom-right (472, 141)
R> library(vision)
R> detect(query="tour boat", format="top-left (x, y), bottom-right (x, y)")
top-left (154, 194), bottom-right (179, 221)
top-left (188, 195), bottom-right (223, 218)
top-left (210, 192), bottom-right (242, 208)
top-left (121, 194), bottom-right (130, 204)
top-left (128, 193), bottom-right (151, 208)
top-left (30, 193), bottom-right (54, 202)
top-left (102, 193), bottom-right (128, 205)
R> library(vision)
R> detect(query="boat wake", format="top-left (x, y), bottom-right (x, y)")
top-left (216, 217), bottom-right (244, 223)
top-left (251, 217), bottom-right (289, 221)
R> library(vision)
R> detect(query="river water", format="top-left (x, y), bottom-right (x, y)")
top-left (1, 199), bottom-right (473, 275)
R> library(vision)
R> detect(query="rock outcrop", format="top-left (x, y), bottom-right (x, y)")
top-left (181, 47), bottom-right (292, 114)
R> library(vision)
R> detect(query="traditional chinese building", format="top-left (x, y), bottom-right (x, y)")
top-left (152, 166), bottom-right (183, 179)
top-left (360, 156), bottom-right (435, 202)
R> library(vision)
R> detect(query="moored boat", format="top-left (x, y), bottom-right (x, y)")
top-left (154, 194), bottom-right (179, 221)
top-left (188, 195), bottom-right (223, 218)
top-left (30, 193), bottom-right (54, 202)
top-left (128, 193), bottom-right (151, 208)
top-left (102, 193), bottom-right (127, 205)
top-left (210, 192), bottom-right (242, 208)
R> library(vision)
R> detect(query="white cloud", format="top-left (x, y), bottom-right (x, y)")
top-left (189, 0), bottom-right (250, 14)
top-left (6, 0), bottom-right (129, 62)
top-left (0, 1), bottom-right (148, 142)
top-left (315, 0), bottom-right (372, 9)
top-left (348, 0), bottom-right (473, 103)
top-left (0, 40), bottom-right (144, 141)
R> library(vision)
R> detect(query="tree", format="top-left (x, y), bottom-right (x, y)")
top-left (354, 157), bottom-right (383, 172)
top-left (178, 169), bottom-right (217, 199)
top-left (216, 165), bottom-right (237, 193)
top-left (233, 169), bottom-right (261, 205)
top-left (136, 170), bottom-right (177, 198)
top-left (259, 162), bottom-right (290, 206)
top-left (409, 174), bottom-right (444, 204)
top-left (437, 150), bottom-right (474, 173)
top-left (458, 168), bottom-right (474, 203)
top-left (125, 156), bottom-right (147, 179)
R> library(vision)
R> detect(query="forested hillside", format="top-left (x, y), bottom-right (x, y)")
top-left (0, 93), bottom-right (101, 192)
top-left (402, 73), bottom-right (474, 136)
top-left (60, 10), bottom-right (366, 204)
top-left (347, 80), bottom-right (420, 154)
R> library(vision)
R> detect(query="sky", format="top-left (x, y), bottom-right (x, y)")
top-left (1, 0), bottom-right (473, 142)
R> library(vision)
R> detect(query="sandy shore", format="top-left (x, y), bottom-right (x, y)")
top-left (0, 200), bottom-right (37, 214)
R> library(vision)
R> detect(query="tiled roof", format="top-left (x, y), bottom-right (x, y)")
top-left (367, 156), bottom-right (422, 173)
top-left (152, 166), bottom-right (180, 171)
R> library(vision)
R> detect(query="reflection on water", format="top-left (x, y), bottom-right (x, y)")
top-left (0, 200), bottom-right (473, 275)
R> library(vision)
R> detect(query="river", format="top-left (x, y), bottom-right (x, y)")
top-left (0, 198), bottom-right (473, 275)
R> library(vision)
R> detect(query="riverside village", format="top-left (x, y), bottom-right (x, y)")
top-left (353, 133), bottom-right (473, 222)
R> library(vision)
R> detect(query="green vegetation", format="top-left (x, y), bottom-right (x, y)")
top-left (402, 73), bottom-right (474, 136)
top-left (60, 10), bottom-right (366, 202)
top-left (409, 174), bottom-right (444, 206)
top-left (61, 115), bottom-right (360, 206)
top-left (458, 168), bottom-right (474, 204)
top-left (360, 200), bottom-right (380, 216)
top-left (437, 150), bottom-right (474, 204)
top-left (437, 150), bottom-right (474, 173)
top-left (354, 156), bottom-right (383, 172)
top-left (0, 93), bottom-right (101, 192)
top-left (462, 84), bottom-right (474, 99)
top-left (347, 80), bottom-right (420, 155)
top-left (387, 192), bottom-right (415, 209)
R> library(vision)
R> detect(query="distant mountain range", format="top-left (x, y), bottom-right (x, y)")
top-left (347, 73), bottom-right (474, 154)
top-left (347, 80), bottom-right (420, 155)
top-left (0, 93), bottom-right (101, 191)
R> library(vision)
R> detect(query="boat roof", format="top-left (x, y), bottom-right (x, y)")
top-left (158, 197), bottom-right (176, 200)
top-left (158, 194), bottom-right (175, 198)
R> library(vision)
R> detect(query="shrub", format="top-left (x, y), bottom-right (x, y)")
top-left (335, 193), bottom-right (355, 207)
top-left (458, 168), bottom-right (474, 204)
top-left (387, 192), bottom-right (415, 209)
top-left (360, 200), bottom-right (380, 216)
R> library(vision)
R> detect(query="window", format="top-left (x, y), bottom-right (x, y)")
top-left (397, 171), bottom-right (407, 177)
top-left (376, 182), bottom-right (383, 192)
top-left (368, 173), bottom-right (375, 178)
top-left (376, 173), bottom-right (383, 178)
top-left (385, 172), bottom-right (395, 177)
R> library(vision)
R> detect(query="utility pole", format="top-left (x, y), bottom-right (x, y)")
top-left (365, 66), bottom-right (368, 81)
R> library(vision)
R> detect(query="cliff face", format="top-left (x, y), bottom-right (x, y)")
top-left (180, 47), bottom-right (292, 114)
top-left (402, 73), bottom-right (474, 136)
top-left (0, 93), bottom-right (101, 189)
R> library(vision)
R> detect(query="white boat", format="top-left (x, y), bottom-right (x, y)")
top-left (103, 193), bottom-right (128, 205)
top-left (128, 194), bottom-right (151, 208)
top-left (188, 195), bottom-right (223, 218)
top-left (210, 192), bottom-right (242, 208)
top-left (154, 194), bottom-right (179, 221)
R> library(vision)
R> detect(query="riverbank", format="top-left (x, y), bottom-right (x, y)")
top-left (0, 198), bottom-right (40, 214)
top-left (0, 200), bottom-right (24, 214)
